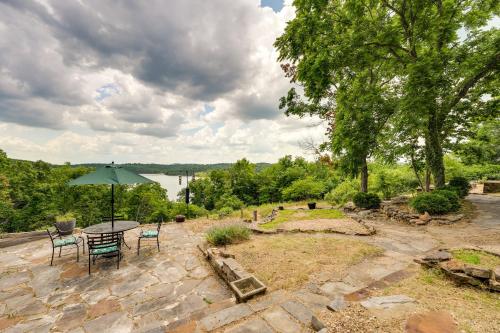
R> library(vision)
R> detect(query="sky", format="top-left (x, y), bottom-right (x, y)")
top-left (0, 0), bottom-right (330, 165)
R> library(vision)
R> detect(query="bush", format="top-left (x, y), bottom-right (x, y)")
top-left (206, 224), bottom-right (251, 246)
top-left (448, 177), bottom-right (471, 198)
top-left (433, 189), bottom-right (460, 212)
top-left (218, 206), bottom-right (234, 217)
top-left (353, 192), bottom-right (381, 209)
top-left (325, 178), bottom-right (359, 205)
top-left (410, 193), bottom-right (451, 215)
top-left (215, 193), bottom-right (244, 210)
top-left (282, 177), bottom-right (326, 201)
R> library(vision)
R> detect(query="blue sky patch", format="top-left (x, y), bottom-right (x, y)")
top-left (261, 0), bottom-right (284, 12)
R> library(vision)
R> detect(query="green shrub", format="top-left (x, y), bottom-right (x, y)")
top-left (282, 177), bottom-right (326, 201)
top-left (218, 206), bottom-right (234, 217)
top-left (170, 202), bottom-right (207, 219)
top-left (55, 212), bottom-right (76, 222)
top-left (410, 193), bottom-right (451, 215)
top-left (215, 193), bottom-right (244, 210)
top-left (206, 224), bottom-right (251, 246)
top-left (448, 177), bottom-right (471, 198)
top-left (325, 178), bottom-right (359, 205)
top-left (433, 189), bottom-right (460, 212)
top-left (353, 192), bottom-right (381, 209)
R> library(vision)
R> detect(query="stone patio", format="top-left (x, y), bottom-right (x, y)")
top-left (0, 223), bottom-right (234, 332)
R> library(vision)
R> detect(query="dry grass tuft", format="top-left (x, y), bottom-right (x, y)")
top-left (228, 234), bottom-right (382, 291)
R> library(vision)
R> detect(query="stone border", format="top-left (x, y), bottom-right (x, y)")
top-left (0, 230), bottom-right (47, 248)
top-left (198, 245), bottom-right (268, 302)
top-left (415, 249), bottom-right (500, 292)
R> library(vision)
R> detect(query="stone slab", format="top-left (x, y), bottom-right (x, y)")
top-left (361, 295), bottom-right (415, 309)
top-left (262, 306), bottom-right (303, 333)
top-left (224, 318), bottom-right (274, 333)
top-left (199, 304), bottom-right (253, 331)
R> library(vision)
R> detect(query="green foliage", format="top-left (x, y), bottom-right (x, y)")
top-left (444, 155), bottom-right (500, 181)
top-left (353, 192), bottom-right (381, 209)
top-left (410, 193), bottom-right (452, 215)
top-left (369, 164), bottom-right (420, 199)
top-left (325, 178), bottom-right (359, 206)
top-left (55, 212), bottom-right (76, 222)
top-left (432, 190), bottom-right (460, 212)
top-left (217, 206), bottom-right (234, 218)
top-left (456, 120), bottom-right (500, 165)
top-left (205, 224), bottom-right (250, 246)
top-left (448, 177), bottom-right (471, 198)
top-left (282, 177), bottom-right (326, 201)
top-left (215, 193), bottom-right (244, 210)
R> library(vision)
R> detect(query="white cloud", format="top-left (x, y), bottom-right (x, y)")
top-left (0, 0), bottom-right (327, 164)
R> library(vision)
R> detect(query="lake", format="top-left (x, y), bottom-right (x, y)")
top-left (141, 174), bottom-right (194, 201)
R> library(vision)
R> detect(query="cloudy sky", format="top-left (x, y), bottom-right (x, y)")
top-left (0, 0), bottom-right (328, 164)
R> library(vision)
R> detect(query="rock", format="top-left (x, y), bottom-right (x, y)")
top-left (390, 196), bottom-right (409, 204)
top-left (360, 295), bottom-right (415, 309)
top-left (343, 202), bottom-right (356, 212)
top-left (463, 266), bottom-right (491, 279)
top-left (440, 260), bottom-right (464, 272)
top-left (317, 329), bottom-right (328, 333)
top-left (447, 272), bottom-right (482, 286)
top-left (423, 250), bottom-right (452, 262)
top-left (327, 296), bottom-right (348, 312)
top-left (493, 266), bottom-right (500, 282)
top-left (311, 315), bottom-right (326, 331)
top-left (488, 279), bottom-right (500, 291)
top-left (445, 214), bottom-right (464, 223)
top-left (54, 304), bottom-right (87, 331)
top-left (199, 304), bottom-right (253, 331)
top-left (419, 212), bottom-right (431, 222)
top-left (225, 318), bottom-right (274, 333)
top-left (281, 300), bottom-right (313, 326)
top-left (83, 312), bottom-right (133, 333)
top-left (262, 307), bottom-right (302, 333)
top-left (405, 311), bottom-right (458, 333)
top-left (411, 219), bottom-right (427, 225)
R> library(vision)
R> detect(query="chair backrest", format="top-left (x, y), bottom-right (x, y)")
top-left (102, 215), bottom-right (125, 222)
top-left (46, 228), bottom-right (60, 245)
top-left (157, 217), bottom-right (163, 232)
top-left (87, 233), bottom-right (121, 249)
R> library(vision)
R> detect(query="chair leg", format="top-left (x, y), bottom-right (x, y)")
top-left (50, 247), bottom-right (55, 266)
top-left (117, 252), bottom-right (120, 269)
top-left (88, 254), bottom-right (91, 275)
top-left (76, 244), bottom-right (80, 262)
top-left (81, 238), bottom-right (85, 254)
top-left (157, 237), bottom-right (160, 252)
top-left (58, 246), bottom-right (62, 257)
top-left (137, 238), bottom-right (141, 255)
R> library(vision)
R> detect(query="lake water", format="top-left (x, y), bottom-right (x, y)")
top-left (141, 174), bottom-right (194, 201)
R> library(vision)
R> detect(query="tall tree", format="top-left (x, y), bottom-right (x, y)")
top-left (276, 0), bottom-right (499, 188)
top-left (275, 1), bottom-right (397, 192)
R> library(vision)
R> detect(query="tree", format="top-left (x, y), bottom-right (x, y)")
top-left (275, 2), bottom-right (397, 192)
top-left (276, 0), bottom-right (499, 188)
top-left (456, 119), bottom-right (500, 165)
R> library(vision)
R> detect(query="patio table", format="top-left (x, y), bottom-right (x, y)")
top-left (83, 220), bottom-right (139, 249)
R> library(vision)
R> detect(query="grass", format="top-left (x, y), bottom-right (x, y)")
top-left (228, 234), bottom-right (382, 290)
top-left (379, 267), bottom-right (500, 333)
top-left (205, 224), bottom-right (251, 246)
top-left (451, 249), bottom-right (500, 270)
top-left (260, 208), bottom-right (344, 230)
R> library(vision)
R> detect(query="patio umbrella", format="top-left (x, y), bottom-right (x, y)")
top-left (68, 162), bottom-right (154, 228)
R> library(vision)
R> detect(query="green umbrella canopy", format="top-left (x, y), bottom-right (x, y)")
top-left (68, 163), bottom-right (154, 227)
top-left (68, 164), bottom-right (154, 185)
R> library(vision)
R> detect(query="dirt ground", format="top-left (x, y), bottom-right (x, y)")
top-left (227, 233), bottom-right (383, 291)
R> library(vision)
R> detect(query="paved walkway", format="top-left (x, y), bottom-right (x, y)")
top-left (1, 195), bottom-right (498, 332)
top-left (0, 224), bottom-right (233, 333)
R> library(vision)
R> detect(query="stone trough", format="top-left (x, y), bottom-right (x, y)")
top-left (199, 245), bottom-right (267, 302)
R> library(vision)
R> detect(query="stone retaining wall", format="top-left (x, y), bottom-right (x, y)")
top-left (0, 230), bottom-right (47, 248)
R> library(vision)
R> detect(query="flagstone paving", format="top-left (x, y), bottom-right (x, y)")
top-left (1, 195), bottom-right (498, 332)
top-left (0, 223), bottom-right (233, 332)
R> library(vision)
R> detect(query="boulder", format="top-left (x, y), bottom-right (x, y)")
top-left (489, 279), bottom-right (500, 292)
top-left (463, 266), bottom-right (491, 279)
top-left (311, 315), bottom-right (326, 332)
top-left (343, 202), bottom-right (356, 212)
top-left (405, 311), bottom-right (458, 333)
top-left (440, 260), bottom-right (464, 273)
top-left (419, 212), bottom-right (431, 222)
top-left (327, 296), bottom-right (348, 312)
top-left (444, 214), bottom-right (464, 223)
top-left (423, 250), bottom-right (452, 262)
top-left (493, 266), bottom-right (500, 282)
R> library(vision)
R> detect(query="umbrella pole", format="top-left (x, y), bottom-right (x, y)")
top-left (111, 184), bottom-right (115, 229)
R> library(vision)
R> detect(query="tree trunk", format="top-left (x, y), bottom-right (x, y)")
top-left (425, 113), bottom-right (446, 188)
top-left (360, 157), bottom-right (368, 193)
top-left (409, 148), bottom-right (424, 191)
top-left (425, 167), bottom-right (431, 192)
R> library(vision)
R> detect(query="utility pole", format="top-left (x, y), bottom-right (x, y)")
top-left (185, 170), bottom-right (190, 218)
